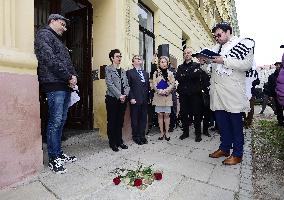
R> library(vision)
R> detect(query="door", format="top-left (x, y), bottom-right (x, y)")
top-left (65, 7), bottom-right (93, 129)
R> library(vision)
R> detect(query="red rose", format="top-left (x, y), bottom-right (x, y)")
top-left (154, 172), bottom-right (162, 180)
top-left (113, 177), bottom-right (121, 185)
top-left (134, 178), bottom-right (142, 187)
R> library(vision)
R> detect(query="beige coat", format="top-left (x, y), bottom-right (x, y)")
top-left (202, 36), bottom-right (254, 113)
top-left (152, 69), bottom-right (175, 107)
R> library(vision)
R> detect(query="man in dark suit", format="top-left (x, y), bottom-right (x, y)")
top-left (127, 55), bottom-right (150, 145)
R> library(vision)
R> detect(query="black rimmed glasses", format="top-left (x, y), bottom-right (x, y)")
top-left (57, 20), bottom-right (67, 28)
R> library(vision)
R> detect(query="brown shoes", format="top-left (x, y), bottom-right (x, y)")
top-left (222, 155), bottom-right (242, 165)
top-left (209, 149), bottom-right (230, 158)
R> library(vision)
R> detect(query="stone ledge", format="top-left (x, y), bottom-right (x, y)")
top-left (0, 48), bottom-right (37, 71)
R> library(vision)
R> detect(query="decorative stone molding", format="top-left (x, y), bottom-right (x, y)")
top-left (0, 48), bottom-right (37, 71)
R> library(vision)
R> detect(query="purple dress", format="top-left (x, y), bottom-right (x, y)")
top-left (276, 53), bottom-right (284, 105)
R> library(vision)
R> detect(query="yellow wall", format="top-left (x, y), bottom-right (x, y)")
top-left (91, 0), bottom-right (236, 136)
top-left (0, 0), bottom-right (37, 74)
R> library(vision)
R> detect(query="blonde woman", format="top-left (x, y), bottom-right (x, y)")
top-left (152, 56), bottom-right (175, 140)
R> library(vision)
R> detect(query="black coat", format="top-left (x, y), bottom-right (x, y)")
top-left (176, 61), bottom-right (209, 95)
top-left (35, 26), bottom-right (77, 85)
top-left (127, 68), bottom-right (150, 105)
top-left (176, 61), bottom-right (210, 113)
top-left (265, 69), bottom-right (280, 97)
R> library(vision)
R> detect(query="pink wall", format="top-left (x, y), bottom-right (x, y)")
top-left (0, 72), bottom-right (43, 188)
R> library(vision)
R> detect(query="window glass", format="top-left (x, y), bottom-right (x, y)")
top-left (138, 2), bottom-right (154, 72)
top-left (138, 4), bottom-right (153, 32)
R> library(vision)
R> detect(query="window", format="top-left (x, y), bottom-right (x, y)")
top-left (138, 2), bottom-right (155, 73)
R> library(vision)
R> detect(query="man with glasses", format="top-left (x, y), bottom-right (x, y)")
top-left (35, 14), bottom-right (78, 174)
top-left (197, 22), bottom-right (255, 165)
top-left (127, 55), bottom-right (150, 145)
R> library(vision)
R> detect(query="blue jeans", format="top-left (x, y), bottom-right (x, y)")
top-left (215, 110), bottom-right (244, 157)
top-left (46, 91), bottom-right (71, 159)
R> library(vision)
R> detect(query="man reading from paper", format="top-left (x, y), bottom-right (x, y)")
top-left (195, 22), bottom-right (255, 165)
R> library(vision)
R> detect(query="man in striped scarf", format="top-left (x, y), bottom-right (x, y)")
top-left (198, 22), bottom-right (255, 165)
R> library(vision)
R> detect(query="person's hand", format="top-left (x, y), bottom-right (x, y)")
top-left (119, 95), bottom-right (126, 103)
top-left (211, 56), bottom-right (224, 64)
top-left (197, 57), bottom-right (209, 65)
top-left (158, 89), bottom-right (165, 96)
top-left (164, 90), bottom-right (170, 96)
top-left (69, 75), bottom-right (77, 88)
top-left (130, 99), bottom-right (136, 104)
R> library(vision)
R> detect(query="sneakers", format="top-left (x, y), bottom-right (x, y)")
top-left (59, 153), bottom-right (77, 163)
top-left (48, 158), bottom-right (67, 174)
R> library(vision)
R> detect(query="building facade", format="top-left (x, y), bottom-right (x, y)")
top-left (0, 0), bottom-right (238, 188)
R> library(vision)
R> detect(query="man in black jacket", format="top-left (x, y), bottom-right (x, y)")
top-left (266, 62), bottom-right (284, 125)
top-left (176, 48), bottom-right (210, 142)
top-left (127, 55), bottom-right (150, 145)
top-left (35, 14), bottom-right (78, 174)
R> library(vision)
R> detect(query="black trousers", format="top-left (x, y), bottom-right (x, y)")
top-left (130, 103), bottom-right (148, 142)
top-left (105, 96), bottom-right (126, 147)
top-left (179, 95), bottom-right (203, 136)
top-left (275, 98), bottom-right (284, 124)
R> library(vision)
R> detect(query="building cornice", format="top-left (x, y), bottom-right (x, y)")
top-left (0, 48), bottom-right (37, 74)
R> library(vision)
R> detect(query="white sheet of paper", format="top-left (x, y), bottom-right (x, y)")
top-left (69, 91), bottom-right (80, 107)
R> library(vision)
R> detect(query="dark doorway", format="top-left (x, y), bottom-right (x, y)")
top-left (65, 6), bottom-right (93, 129)
top-left (34, 0), bottom-right (93, 136)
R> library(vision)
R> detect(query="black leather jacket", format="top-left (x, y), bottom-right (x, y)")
top-left (176, 61), bottom-right (209, 96)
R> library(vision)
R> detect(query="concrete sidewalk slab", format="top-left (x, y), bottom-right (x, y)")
top-left (0, 126), bottom-right (253, 200)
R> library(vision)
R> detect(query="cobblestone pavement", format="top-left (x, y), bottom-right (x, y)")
top-left (0, 124), bottom-right (254, 200)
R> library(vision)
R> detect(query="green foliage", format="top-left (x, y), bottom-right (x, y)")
top-left (257, 120), bottom-right (284, 160)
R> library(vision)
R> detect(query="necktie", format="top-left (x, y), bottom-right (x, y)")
top-left (137, 70), bottom-right (145, 82)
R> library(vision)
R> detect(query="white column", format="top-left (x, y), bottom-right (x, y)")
top-left (0, 0), bottom-right (37, 73)
top-left (0, 0), bottom-right (16, 48)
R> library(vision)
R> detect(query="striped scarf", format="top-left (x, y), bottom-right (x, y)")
top-left (212, 36), bottom-right (255, 76)
top-left (228, 38), bottom-right (255, 60)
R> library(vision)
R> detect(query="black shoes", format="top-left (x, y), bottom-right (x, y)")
top-left (158, 136), bottom-right (164, 140)
top-left (48, 158), bottom-right (67, 174)
top-left (110, 146), bottom-right (119, 152)
top-left (195, 136), bottom-right (202, 142)
top-left (141, 138), bottom-right (148, 144)
top-left (111, 144), bottom-right (128, 151)
top-left (119, 144), bottom-right (128, 149)
top-left (165, 135), bottom-right (170, 141)
top-left (179, 134), bottom-right (189, 140)
top-left (134, 138), bottom-right (148, 145)
top-left (134, 140), bottom-right (144, 145)
top-left (158, 134), bottom-right (170, 141)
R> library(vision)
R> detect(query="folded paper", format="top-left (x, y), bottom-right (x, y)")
top-left (156, 79), bottom-right (169, 90)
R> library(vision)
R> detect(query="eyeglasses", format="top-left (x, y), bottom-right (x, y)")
top-left (115, 55), bottom-right (122, 58)
top-left (57, 20), bottom-right (67, 28)
top-left (134, 57), bottom-right (142, 60)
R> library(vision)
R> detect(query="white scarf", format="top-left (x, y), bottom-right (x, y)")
top-left (209, 36), bottom-right (254, 76)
